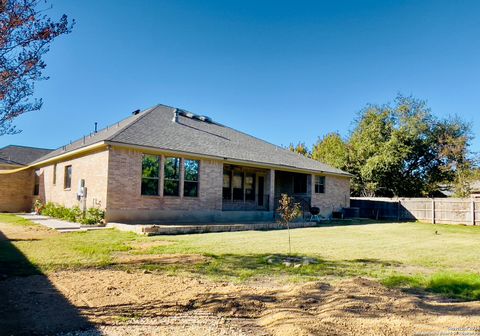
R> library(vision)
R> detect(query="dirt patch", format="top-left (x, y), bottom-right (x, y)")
top-left (128, 240), bottom-right (176, 250)
top-left (2, 269), bottom-right (478, 335)
top-left (114, 253), bottom-right (209, 265)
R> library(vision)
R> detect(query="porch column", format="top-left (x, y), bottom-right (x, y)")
top-left (310, 174), bottom-right (315, 201)
top-left (179, 158), bottom-right (185, 198)
top-left (269, 169), bottom-right (275, 211)
top-left (159, 155), bottom-right (165, 197)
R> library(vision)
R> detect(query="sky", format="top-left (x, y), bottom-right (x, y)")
top-left (1, 0), bottom-right (479, 152)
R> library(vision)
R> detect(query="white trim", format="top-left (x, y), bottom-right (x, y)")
top-left (31, 142), bottom-right (108, 167)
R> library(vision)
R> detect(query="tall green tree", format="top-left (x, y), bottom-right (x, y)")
top-left (310, 95), bottom-right (475, 197)
top-left (311, 132), bottom-right (348, 170)
top-left (288, 142), bottom-right (310, 157)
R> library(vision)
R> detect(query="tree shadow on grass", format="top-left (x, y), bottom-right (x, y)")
top-left (139, 253), bottom-right (403, 281)
top-left (0, 229), bottom-right (94, 335)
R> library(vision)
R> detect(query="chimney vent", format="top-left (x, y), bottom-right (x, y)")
top-left (94, 122), bottom-right (98, 133)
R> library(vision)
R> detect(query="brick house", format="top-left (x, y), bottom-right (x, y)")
top-left (0, 104), bottom-right (351, 223)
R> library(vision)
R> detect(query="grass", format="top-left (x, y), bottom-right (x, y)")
top-left (383, 273), bottom-right (480, 301)
top-left (0, 213), bottom-right (37, 227)
top-left (1, 214), bottom-right (480, 300)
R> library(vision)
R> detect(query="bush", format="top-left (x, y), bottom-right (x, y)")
top-left (39, 202), bottom-right (104, 225)
top-left (80, 207), bottom-right (105, 225)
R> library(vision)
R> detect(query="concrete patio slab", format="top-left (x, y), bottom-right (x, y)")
top-left (107, 220), bottom-right (322, 235)
top-left (17, 213), bottom-right (106, 233)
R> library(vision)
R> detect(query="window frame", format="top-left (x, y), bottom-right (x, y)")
top-left (315, 175), bottom-right (326, 194)
top-left (53, 164), bottom-right (57, 185)
top-left (232, 171), bottom-right (244, 201)
top-left (141, 154), bottom-right (160, 196)
top-left (244, 173), bottom-right (256, 201)
top-left (164, 156), bottom-right (181, 196)
top-left (183, 159), bottom-right (200, 197)
top-left (64, 165), bottom-right (72, 190)
top-left (33, 169), bottom-right (40, 196)
top-left (223, 169), bottom-right (232, 200)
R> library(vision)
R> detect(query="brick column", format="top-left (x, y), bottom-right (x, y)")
top-left (179, 158), bottom-right (185, 198)
top-left (311, 174), bottom-right (316, 204)
top-left (269, 169), bottom-right (275, 211)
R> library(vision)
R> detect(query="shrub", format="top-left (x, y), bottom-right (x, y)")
top-left (39, 202), bottom-right (104, 225)
top-left (80, 207), bottom-right (105, 225)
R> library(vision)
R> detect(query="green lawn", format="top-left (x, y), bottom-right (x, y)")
top-left (1, 213), bottom-right (480, 300)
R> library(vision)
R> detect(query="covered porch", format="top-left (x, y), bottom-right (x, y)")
top-left (221, 164), bottom-right (312, 213)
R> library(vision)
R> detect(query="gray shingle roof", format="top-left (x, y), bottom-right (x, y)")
top-left (30, 107), bottom-right (155, 163)
top-left (32, 104), bottom-right (350, 176)
top-left (0, 145), bottom-right (53, 166)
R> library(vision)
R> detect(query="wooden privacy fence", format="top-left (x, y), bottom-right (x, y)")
top-left (350, 197), bottom-right (480, 225)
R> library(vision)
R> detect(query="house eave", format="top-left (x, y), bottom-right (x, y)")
top-left (106, 141), bottom-right (352, 178)
top-left (0, 141), bottom-right (109, 174)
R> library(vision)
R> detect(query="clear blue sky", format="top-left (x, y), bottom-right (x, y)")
top-left (1, 0), bottom-right (479, 152)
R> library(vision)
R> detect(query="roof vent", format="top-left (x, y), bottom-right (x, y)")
top-left (198, 115), bottom-right (212, 123)
top-left (172, 108), bottom-right (179, 123)
top-left (174, 108), bottom-right (213, 123)
top-left (132, 109), bottom-right (141, 115)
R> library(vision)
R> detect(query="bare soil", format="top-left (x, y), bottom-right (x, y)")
top-left (1, 268), bottom-right (480, 335)
top-left (114, 252), bottom-right (210, 265)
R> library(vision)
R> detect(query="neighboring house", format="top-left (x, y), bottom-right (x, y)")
top-left (0, 145), bottom-right (52, 170)
top-left (0, 104), bottom-right (351, 223)
top-left (0, 145), bottom-right (53, 212)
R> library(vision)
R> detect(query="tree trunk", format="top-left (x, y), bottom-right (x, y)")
top-left (287, 221), bottom-right (291, 255)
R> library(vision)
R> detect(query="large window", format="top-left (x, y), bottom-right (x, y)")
top-left (184, 159), bottom-right (199, 197)
top-left (141, 155), bottom-right (160, 195)
top-left (64, 165), bottom-right (72, 189)
top-left (315, 176), bottom-right (325, 194)
top-left (232, 171), bottom-right (244, 200)
top-left (164, 157), bottom-right (180, 196)
top-left (34, 169), bottom-right (40, 195)
top-left (245, 173), bottom-right (255, 201)
top-left (223, 169), bottom-right (231, 200)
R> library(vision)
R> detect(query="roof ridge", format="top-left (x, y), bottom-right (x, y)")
top-left (106, 105), bottom-right (160, 141)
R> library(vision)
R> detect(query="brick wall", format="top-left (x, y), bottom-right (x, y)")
top-left (0, 143), bottom-right (351, 222)
top-left (311, 174), bottom-right (350, 216)
top-left (35, 149), bottom-right (109, 209)
top-left (0, 169), bottom-right (34, 212)
top-left (106, 147), bottom-right (223, 222)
